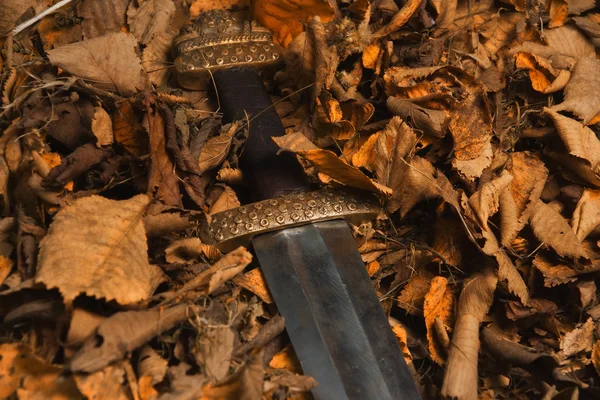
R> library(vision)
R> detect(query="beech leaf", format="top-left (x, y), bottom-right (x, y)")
top-left (36, 194), bottom-right (155, 305)
top-left (198, 123), bottom-right (238, 174)
top-left (47, 32), bottom-right (148, 97)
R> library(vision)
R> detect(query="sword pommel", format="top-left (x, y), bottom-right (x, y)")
top-left (201, 189), bottom-right (380, 253)
top-left (174, 10), bottom-right (284, 90)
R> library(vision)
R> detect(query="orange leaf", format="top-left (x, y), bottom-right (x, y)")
top-left (252, 0), bottom-right (335, 47)
top-left (269, 344), bottom-right (302, 373)
top-left (424, 276), bottom-right (455, 365)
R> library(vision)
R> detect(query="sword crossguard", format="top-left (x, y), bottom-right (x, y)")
top-left (200, 189), bottom-right (381, 253)
top-left (173, 10), bottom-right (284, 90)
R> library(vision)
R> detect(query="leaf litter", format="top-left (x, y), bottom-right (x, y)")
top-left (2, 0), bottom-right (600, 398)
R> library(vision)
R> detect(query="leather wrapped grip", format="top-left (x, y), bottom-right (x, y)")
top-left (213, 67), bottom-right (311, 201)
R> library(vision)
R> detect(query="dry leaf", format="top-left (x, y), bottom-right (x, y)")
top-left (200, 348), bottom-right (264, 400)
top-left (195, 325), bottom-right (235, 382)
top-left (165, 238), bottom-right (219, 264)
top-left (269, 344), bottom-right (302, 373)
top-left (442, 269), bottom-right (497, 400)
top-left (36, 195), bottom-right (155, 305)
top-left (0, 0), bottom-right (36, 35)
top-left (530, 200), bottom-right (588, 259)
top-left (91, 107), bottom-right (114, 147)
top-left (252, 0), bottom-right (335, 47)
top-left (0, 343), bottom-right (21, 397)
top-left (499, 152), bottom-right (548, 247)
top-left (47, 32), bottom-right (149, 96)
top-left (351, 131), bottom-right (381, 172)
top-left (74, 364), bottom-right (130, 400)
top-left (66, 309), bottom-right (106, 350)
top-left (199, 123), bottom-right (237, 174)
top-left (232, 268), bottom-right (273, 304)
top-left (77, 0), bottom-right (129, 39)
top-left (397, 272), bottom-right (433, 315)
top-left (142, 30), bottom-right (179, 87)
top-left (560, 318), bottom-right (594, 357)
top-left (423, 277), bottom-right (455, 365)
top-left (209, 186), bottom-right (241, 215)
top-left (515, 52), bottom-right (571, 93)
top-left (386, 97), bottom-right (448, 138)
top-left (592, 341), bottom-right (600, 376)
top-left (469, 170), bottom-right (513, 230)
top-left (70, 304), bottom-right (194, 373)
top-left (113, 100), bottom-right (149, 157)
top-left (138, 345), bottom-right (168, 385)
top-left (572, 189), bottom-right (600, 241)
top-left (127, 0), bottom-right (176, 45)
top-left (550, 57), bottom-right (600, 124)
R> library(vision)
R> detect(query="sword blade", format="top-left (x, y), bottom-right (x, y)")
top-left (252, 219), bottom-right (420, 400)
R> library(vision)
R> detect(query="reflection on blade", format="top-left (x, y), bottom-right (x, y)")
top-left (252, 219), bottom-right (421, 400)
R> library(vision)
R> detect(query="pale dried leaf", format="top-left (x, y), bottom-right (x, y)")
top-left (70, 304), bottom-right (194, 372)
top-left (272, 131), bottom-right (318, 153)
top-left (138, 345), bottom-right (168, 385)
top-left (36, 194), bottom-right (154, 305)
top-left (469, 170), bottom-right (513, 230)
top-left (165, 237), bottom-right (217, 264)
top-left (66, 309), bottom-right (106, 348)
top-left (91, 107), bottom-right (114, 147)
top-left (47, 32), bottom-right (148, 96)
top-left (442, 269), bottom-right (497, 400)
top-left (142, 30), bottom-right (179, 87)
top-left (0, 0), bottom-right (36, 35)
top-left (195, 325), bottom-right (235, 381)
top-left (77, 0), bottom-right (129, 39)
top-left (572, 189), bottom-right (600, 241)
top-left (127, 0), bottom-right (176, 44)
top-left (198, 123), bottom-right (237, 174)
top-left (560, 318), bottom-right (594, 357)
top-left (550, 57), bottom-right (600, 124)
top-left (530, 201), bottom-right (588, 259)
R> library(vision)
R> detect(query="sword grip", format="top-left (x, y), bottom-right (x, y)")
top-left (213, 68), bottom-right (311, 201)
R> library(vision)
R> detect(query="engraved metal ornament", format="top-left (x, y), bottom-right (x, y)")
top-left (201, 189), bottom-right (381, 253)
top-left (173, 10), bottom-right (283, 90)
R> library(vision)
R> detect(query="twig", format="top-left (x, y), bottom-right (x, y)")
top-left (12, 0), bottom-right (76, 36)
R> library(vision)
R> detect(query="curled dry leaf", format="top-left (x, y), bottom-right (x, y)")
top-left (47, 32), bottom-right (148, 97)
top-left (36, 195), bottom-right (156, 305)
top-left (273, 132), bottom-right (392, 196)
top-left (269, 344), bottom-right (302, 373)
top-left (572, 189), bottom-right (600, 241)
top-left (499, 152), bottom-right (548, 247)
top-left (515, 52), bottom-right (571, 93)
top-left (468, 170), bottom-right (513, 230)
top-left (200, 348), bottom-right (264, 400)
top-left (529, 200), bottom-right (588, 259)
top-left (165, 237), bottom-right (221, 264)
top-left (70, 304), bottom-right (195, 373)
top-left (442, 268), bottom-right (497, 400)
top-left (423, 276), bottom-right (455, 365)
top-left (253, 0), bottom-right (335, 47)
top-left (91, 107), bottom-right (114, 147)
top-left (386, 97), bottom-right (448, 138)
top-left (198, 122), bottom-right (238, 174)
top-left (550, 57), bottom-right (600, 124)
top-left (232, 268), bottom-right (273, 304)
top-left (138, 345), bottom-right (168, 385)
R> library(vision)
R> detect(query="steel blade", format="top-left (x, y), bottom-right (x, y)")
top-left (252, 219), bottom-right (420, 400)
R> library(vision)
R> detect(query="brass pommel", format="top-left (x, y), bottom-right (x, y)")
top-left (173, 10), bottom-right (284, 90)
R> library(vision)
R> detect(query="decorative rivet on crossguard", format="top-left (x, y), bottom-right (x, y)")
top-left (173, 10), bottom-right (284, 90)
top-left (201, 189), bottom-right (381, 253)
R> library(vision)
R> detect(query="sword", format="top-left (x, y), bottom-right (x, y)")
top-left (174, 11), bottom-right (421, 400)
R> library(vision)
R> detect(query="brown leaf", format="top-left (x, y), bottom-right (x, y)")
top-left (209, 186), bottom-right (241, 215)
top-left (560, 318), bottom-right (594, 358)
top-left (515, 52), bottom-right (571, 93)
top-left (397, 272), bottom-right (433, 315)
top-left (550, 57), bottom-right (600, 124)
top-left (375, 116), bottom-right (417, 211)
top-left (424, 277), bottom-right (455, 365)
top-left (572, 189), bottom-right (600, 241)
top-left (138, 345), bottom-right (168, 385)
top-left (113, 100), bottom-right (149, 157)
top-left (199, 123), bottom-right (237, 174)
top-left (351, 132), bottom-right (381, 172)
top-left (36, 194), bottom-right (155, 305)
top-left (127, 0), bottom-right (176, 45)
top-left (533, 252), bottom-right (578, 287)
top-left (232, 268), bottom-right (273, 304)
top-left (76, 0), bottom-right (129, 39)
top-left (499, 152), bottom-right (548, 247)
top-left (142, 30), bottom-right (179, 87)
top-left (66, 309), bottom-right (106, 351)
top-left (47, 32), bottom-right (149, 97)
top-left (269, 344), bottom-right (302, 373)
top-left (165, 237), bottom-right (221, 264)
top-left (529, 200), bottom-right (588, 259)
top-left (70, 304), bottom-right (194, 373)
top-left (592, 341), bottom-right (600, 376)
top-left (469, 170), bottom-right (513, 230)
top-left (573, 13), bottom-right (600, 47)
top-left (194, 325), bottom-right (235, 382)
top-left (91, 107), bottom-right (114, 147)
top-left (74, 364), bottom-right (130, 400)
top-left (442, 269), bottom-right (497, 400)
top-left (252, 0), bottom-right (335, 47)
top-left (143, 96), bottom-right (182, 207)
top-left (386, 97), bottom-right (448, 138)
top-left (200, 348), bottom-right (264, 400)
